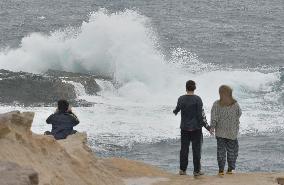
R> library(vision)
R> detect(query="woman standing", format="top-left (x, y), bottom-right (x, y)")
top-left (210, 85), bottom-right (242, 175)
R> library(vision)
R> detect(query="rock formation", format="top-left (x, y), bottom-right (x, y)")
top-left (0, 111), bottom-right (123, 185)
top-left (0, 69), bottom-right (76, 105)
top-left (0, 161), bottom-right (38, 185)
top-left (0, 111), bottom-right (283, 185)
top-left (278, 177), bottom-right (284, 185)
top-left (0, 69), bottom-right (102, 106)
top-left (44, 69), bottom-right (101, 95)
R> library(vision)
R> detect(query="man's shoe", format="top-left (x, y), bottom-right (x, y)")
top-left (193, 171), bottom-right (204, 176)
top-left (218, 170), bottom-right (225, 176)
top-left (179, 170), bottom-right (186, 175)
top-left (226, 169), bottom-right (233, 174)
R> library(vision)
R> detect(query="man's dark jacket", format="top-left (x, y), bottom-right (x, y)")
top-left (173, 95), bottom-right (210, 131)
top-left (46, 111), bottom-right (79, 140)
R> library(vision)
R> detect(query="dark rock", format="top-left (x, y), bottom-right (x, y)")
top-left (0, 161), bottom-right (39, 185)
top-left (0, 69), bottom-right (103, 106)
top-left (68, 99), bottom-right (96, 107)
top-left (44, 69), bottom-right (91, 78)
top-left (43, 69), bottom-right (113, 80)
top-left (45, 69), bottom-right (101, 95)
top-left (0, 70), bottom-right (76, 105)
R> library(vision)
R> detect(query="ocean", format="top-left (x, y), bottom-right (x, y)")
top-left (0, 0), bottom-right (283, 174)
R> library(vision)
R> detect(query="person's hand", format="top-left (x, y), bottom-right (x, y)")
top-left (67, 106), bottom-right (72, 113)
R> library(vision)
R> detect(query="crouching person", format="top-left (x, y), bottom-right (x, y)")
top-left (45, 99), bottom-right (79, 140)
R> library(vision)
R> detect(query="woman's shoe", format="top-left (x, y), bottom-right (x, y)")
top-left (193, 171), bottom-right (204, 177)
top-left (179, 170), bottom-right (186, 175)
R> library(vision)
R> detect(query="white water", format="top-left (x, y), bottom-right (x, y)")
top-left (0, 9), bottom-right (283, 148)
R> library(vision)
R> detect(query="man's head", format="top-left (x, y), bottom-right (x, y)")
top-left (57, 99), bottom-right (69, 112)
top-left (186, 80), bottom-right (196, 92)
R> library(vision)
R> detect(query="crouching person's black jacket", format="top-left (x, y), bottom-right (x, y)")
top-left (46, 111), bottom-right (79, 140)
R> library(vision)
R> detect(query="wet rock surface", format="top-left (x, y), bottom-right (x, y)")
top-left (0, 69), bottom-right (102, 106)
top-left (44, 69), bottom-right (101, 95)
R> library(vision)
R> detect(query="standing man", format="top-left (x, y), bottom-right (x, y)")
top-left (173, 80), bottom-right (211, 176)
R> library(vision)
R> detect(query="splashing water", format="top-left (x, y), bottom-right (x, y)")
top-left (0, 9), bottom-right (283, 148)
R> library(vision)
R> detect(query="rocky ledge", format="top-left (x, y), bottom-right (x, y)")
top-left (0, 69), bottom-right (102, 106)
top-left (0, 161), bottom-right (38, 185)
top-left (0, 111), bottom-right (283, 185)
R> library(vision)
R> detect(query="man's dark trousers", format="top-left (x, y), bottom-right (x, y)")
top-left (180, 129), bottom-right (202, 172)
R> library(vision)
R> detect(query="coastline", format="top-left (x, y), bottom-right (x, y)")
top-left (94, 133), bottom-right (284, 175)
top-left (0, 111), bottom-right (283, 185)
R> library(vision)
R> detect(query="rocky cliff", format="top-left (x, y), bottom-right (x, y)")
top-left (0, 161), bottom-right (38, 185)
top-left (0, 111), bottom-right (283, 185)
top-left (0, 111), bottom-right (123, 185)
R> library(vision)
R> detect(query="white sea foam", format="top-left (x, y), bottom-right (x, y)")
top-left (64, 80), bottom-right (87, 98)
top-left (0, 9), bottom-right (283, 147)
top-left (37, 16), bottom-right (46, 20)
